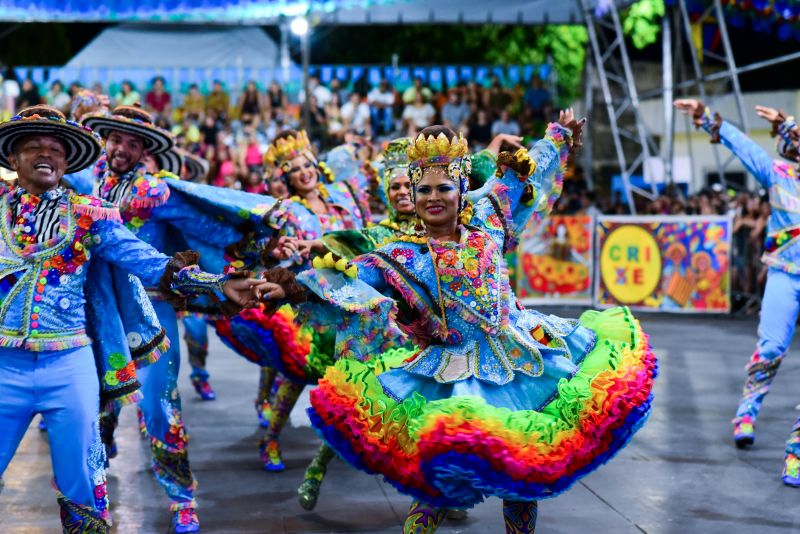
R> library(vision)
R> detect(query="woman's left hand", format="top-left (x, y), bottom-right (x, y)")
top-left (253, 280), bottom-right (287, 301)
top-left (221, 277), bottom-right (263, 308)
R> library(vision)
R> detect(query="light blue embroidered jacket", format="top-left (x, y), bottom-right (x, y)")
top-left (704, 119), bottom-right (800, 274)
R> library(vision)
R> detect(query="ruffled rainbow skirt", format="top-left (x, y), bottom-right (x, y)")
top-left (308, 306), bottom-right (656, 508)
top-left (214, 304), bottom-right (335, 384)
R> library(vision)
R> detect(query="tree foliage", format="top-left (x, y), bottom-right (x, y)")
top-left (622, 0), bottom-right (665, 49)
top-left (478, 25), bottom-right (589, 106)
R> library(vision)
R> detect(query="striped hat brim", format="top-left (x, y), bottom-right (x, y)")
top-left (0, 120), bottom-right (103, 174)
top-left (154, 148), bottom-right (183, 175)
top-left (82, 116), bottom-right (174, 156)
top-left (183, 153), bottom-right (209, 182)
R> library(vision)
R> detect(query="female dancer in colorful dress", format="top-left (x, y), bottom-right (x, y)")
top-left (233, 129), bottom-right (372, 472)
top-left (292, 132), bottom-right (525, 511)
top-left (259, 114), bottom-right (657, 533)
top-left (291, 137), bottom-right (419, 510)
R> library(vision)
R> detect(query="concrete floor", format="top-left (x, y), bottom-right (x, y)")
top-left (3, 309), bottom-right (800, 533)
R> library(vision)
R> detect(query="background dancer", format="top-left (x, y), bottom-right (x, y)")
top-left (675, 98), bottom-right (800, 486)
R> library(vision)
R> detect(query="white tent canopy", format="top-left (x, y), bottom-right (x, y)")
top-left (66, 25), bottom-right (293, 69)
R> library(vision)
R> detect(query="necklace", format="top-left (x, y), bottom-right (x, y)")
top-left (290, 183), bottom-right (331, 213)
top-left (426, 236), bottom-right (450, 341)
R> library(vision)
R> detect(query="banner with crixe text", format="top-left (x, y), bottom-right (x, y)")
top-left (594, 215), bottom-right (732, 313)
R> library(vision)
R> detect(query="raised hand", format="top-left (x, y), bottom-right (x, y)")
top-left (673, 98), bottom-right (703, 114)
top-left (755, 105), bottom-right (782, 124)
top-left (557, 108), bottom-right (587, 153)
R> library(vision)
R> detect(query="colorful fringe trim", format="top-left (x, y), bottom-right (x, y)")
top-left (72, 201), bottom-right (123, 223)
top-left (104, 389), bottom-right (143, 412)
top-left (215, 304), bottom-right (321, 383)
top-left (539, 123), bottom-right (569, 219)
top-left (131, 328), bottom-right (170, 369)
top-left (308, 306), bottom-right (657, 508)
top-left (0, 332), bottom-right (92, 351)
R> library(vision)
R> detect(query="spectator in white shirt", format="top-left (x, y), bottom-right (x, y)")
top-left (367, 78), bottom-right (396, 136)
top-left (401, 92), bottom-right (435, 137)
top-left (491, 109), bottom-right (521, 137)
top-left (299, 75), bottom-right (332, 107)
top-left (340, 92), bottom-right (372, 136)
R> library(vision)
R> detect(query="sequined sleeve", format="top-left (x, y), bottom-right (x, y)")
top-left (704, 117), bottom-right (776, 188)
top-left (472, 124), bottom-right (570, 250)
top-left (90, 219), bottom-right (172, 287)
top-left (296, 258), bottom-right (403, 361)
top-left (91, 220), bottom-right (228, 296)
top-left (151, 189), bottom-right (244, 248)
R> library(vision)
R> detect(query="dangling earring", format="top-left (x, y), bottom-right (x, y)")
top-left (414, 215), bottom-right (426, 234)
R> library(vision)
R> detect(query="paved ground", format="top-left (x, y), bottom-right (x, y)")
top-left (3, 309), bottom-right (800, 533)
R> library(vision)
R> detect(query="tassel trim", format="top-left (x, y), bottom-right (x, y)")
top-left (103, 389), bottom-right (144, 412)
top-left (127, 188), bottom-right (170, 209)
top-left (72, 202), bottom-right (123, 223)
top-left (131, 327), bottom-right (170, 369)
top-left (0, 332), bottom-right (92, 351)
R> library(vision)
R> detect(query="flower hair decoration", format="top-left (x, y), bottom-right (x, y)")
top-left (263, 130), bottom-right (318, 178)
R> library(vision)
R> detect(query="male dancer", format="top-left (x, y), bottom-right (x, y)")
top-left (676, 98), bottom-right (800, 486)
top-left (83, 105), bottom-right (282, 531)
top-left (0, 105), bottom-right (256, 532)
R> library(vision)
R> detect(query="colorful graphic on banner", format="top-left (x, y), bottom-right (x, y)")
top-left (517, 215), bottom-right (594, 304)
top-left (595, 216), bottom-right (731, 312)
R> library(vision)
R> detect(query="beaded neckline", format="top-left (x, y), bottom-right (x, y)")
top-left (2, 189), bottom-right (71, 256)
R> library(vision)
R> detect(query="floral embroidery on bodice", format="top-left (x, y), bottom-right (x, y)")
top-left (429, 230), bottom-right (504, 332)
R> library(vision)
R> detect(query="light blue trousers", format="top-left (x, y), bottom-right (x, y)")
top-left (736, 268), bottom-right (799, 421)
top-left (0, 345), bottom-right (110, 528)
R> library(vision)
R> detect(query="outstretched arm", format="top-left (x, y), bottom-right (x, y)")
top-left (91, 220), bottom-right (260, 309)
top-left (675, 99), bottom-right (775, 187)
top-left (473, 109), bottom-right (582, 246)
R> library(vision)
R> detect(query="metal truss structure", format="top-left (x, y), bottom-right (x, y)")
top-left (580, 0), bottom-right (659, 214)
top-left (670, 0), bottom-right (748, 190)
top-left (584, 0), bottom-right (800, 206)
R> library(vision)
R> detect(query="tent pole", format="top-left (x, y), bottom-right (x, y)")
top-left (280, 21), bottom-right (290, 84)
top-left (302, 31), bottom-right (311, 129)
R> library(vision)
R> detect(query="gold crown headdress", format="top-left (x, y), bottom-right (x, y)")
top-left (263, 130), bottom-right (317, 175)
top-left (407, 131), bottom-right (471, 211)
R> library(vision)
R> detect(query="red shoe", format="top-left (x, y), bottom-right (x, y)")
top-left (172, 508), bottom-right (200, 533)
top-left (191, 376), bottom-right (216, 401)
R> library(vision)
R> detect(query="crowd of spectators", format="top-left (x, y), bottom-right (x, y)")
top-left (1, 72), bottom-right (555, 189)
